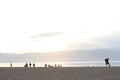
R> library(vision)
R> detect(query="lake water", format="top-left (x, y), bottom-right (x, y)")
top-left (0, 61), bottom-right (120, 67)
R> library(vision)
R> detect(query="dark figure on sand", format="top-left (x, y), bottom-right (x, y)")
top-left (24, 63), bottom-right (28, 67)
top-left (45, 64), bottom-right (47, 67)
top-left (33, 63), bottom-right (35, 67)
top-left (10, 63), bottom-right (12, 67)
top-left (105, 58), bottom-right (111, 67)
top-left (29, 63), bottom-right (32, 67)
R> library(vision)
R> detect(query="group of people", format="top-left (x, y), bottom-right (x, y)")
top-left (45, 64), bottom-right (62, 68)
top-left (24, 63), bottom-right (35, 67)
top-left (9, 58), bottom-right (111, 67)
top-left (24, 63), bottom-right (62, 68)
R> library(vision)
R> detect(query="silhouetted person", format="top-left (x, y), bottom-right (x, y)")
top-left (58, 64), bottom-right (61, 68)
top-left (24, 63), bottom-right (28, 67)
top-left (33, 63), bottom-right (35, 67)
top-left (105, 58), bottom-right (111, 67)
top-left (45, 64), bottom-right (47, 67)
top-left (48, 64), bottom-right (52, 67)
top-left (55, 64), bottom-right (57, 67)
top-left (10, 63), bottom-right (12, 67)
top-left (29, 63), bottom-right (32, 67)
top-left (60, 64), bottom-right (62, 67)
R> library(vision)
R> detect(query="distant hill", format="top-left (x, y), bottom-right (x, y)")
top-left (0, 48), bottom-right (120, 62)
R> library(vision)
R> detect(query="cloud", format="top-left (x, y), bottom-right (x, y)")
top-left (30, 32), bottom-right (86, 39)
top-left (32, 32), bottom-right (64, 38)
top-left (97, 33), bottom-right (120, 48)
top-left (64, 32), bottom-right (120, 50)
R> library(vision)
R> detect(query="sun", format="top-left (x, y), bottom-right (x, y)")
top-left (38, 32), bottom-right (91, 53)
top-left (38, 35), bottom-right (73, 53)
top-left (11, 31), bottom-right (112, 54)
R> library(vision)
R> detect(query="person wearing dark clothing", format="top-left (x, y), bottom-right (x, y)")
top-left (24, 63), bottom-right (28, 67)
top-left (10, 63), bottom-right (12, 67)
top-left (33, 63), bottom-right (35, 67)
top-left (45, 64), bottom-right (47, 67)
top-left (29, 63), bottom-right (32, 67)
top-left (105, 58), bottom-right (111, 67)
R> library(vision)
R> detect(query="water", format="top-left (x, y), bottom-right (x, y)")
top-left (0, 61), bottom-right (120, 67)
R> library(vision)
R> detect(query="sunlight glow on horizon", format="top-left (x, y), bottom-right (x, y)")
top-left (0, 32), bottom-right (118, 54)
top-left (0, 0), bottom-right (120, 54)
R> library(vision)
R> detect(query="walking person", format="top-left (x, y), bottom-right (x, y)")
top-left (105, 58), bottom-right (111, 67)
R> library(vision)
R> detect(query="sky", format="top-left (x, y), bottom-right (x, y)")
top-left (0, 0), bottom-right (120, 54)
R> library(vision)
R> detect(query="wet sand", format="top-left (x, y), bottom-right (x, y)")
top-left (0, 67), bottom-right (120, 80)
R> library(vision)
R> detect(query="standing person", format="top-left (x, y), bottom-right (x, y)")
top-left (10, 63), bottom-right (12, 67)
top-left (105, 58), bottom-right (111, 67)
top-left (29, 63), bottom-right (32, 67)
top-left (45, 64), bottom-right (47, 67)
top-left (33, 63), bottom-right (35, 67)
top-left (24, 63), bottom-right (28, 67)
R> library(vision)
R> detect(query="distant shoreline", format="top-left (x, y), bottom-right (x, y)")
top-left (0, 61), bottom-right (120, 67)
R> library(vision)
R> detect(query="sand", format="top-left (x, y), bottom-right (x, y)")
top-left (0, 67), bottom-right (120, 80)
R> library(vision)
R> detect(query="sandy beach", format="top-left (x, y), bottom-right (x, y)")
top-left (0, 67), bottom-right (120, 80)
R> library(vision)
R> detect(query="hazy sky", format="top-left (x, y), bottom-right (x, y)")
top-left (0, 0), bottom-right (120, 54)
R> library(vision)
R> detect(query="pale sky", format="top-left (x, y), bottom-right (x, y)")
top-left (0, 0), bottom-right (120, 54)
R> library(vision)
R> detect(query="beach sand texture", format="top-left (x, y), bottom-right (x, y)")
top-left (0, 67), bottom-right (120, 80)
